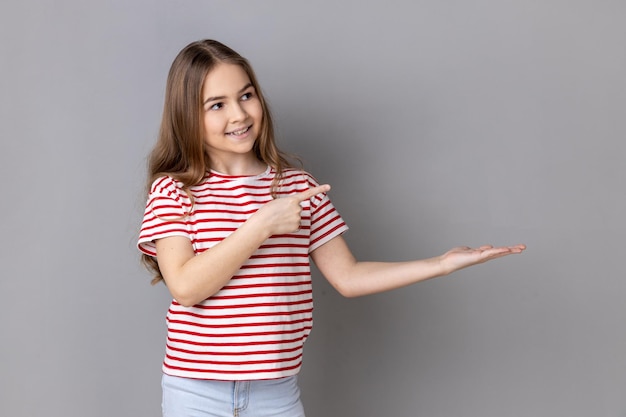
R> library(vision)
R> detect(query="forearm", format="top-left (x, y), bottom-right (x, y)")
top-left (157, 219), bottom-right (271, 307)
top-left (332, 257), bottom-right (447, 298)
top-left (312, 236), bottom-right (447, 297)
top-left (311, 236), bottom-right (525, 298)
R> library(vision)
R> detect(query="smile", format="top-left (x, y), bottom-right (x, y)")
top-left (227, 126), bottom-right (251, 136)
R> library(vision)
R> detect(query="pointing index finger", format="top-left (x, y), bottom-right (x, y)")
top-left (296, 184), bottom-right (331, 202)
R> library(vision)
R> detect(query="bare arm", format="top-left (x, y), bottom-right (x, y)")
top-left (156, 184), bottom-right (331, 307)
top-left (310, 235), bottom-right (526, 298)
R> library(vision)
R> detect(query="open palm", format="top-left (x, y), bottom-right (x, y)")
top-left (441, 244), bottom-right (526, 275)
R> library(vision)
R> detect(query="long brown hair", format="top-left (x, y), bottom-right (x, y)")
top-left (142, 39), bottom-right (295, 285)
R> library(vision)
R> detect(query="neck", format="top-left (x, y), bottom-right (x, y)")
top-left (209, 155), bottom-right (267, 176)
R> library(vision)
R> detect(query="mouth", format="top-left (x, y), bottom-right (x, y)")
top-left (226, 126), bottom-right (251, 136)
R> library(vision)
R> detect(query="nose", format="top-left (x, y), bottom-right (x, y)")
top-left (230, 101), bottom-right (248, 122)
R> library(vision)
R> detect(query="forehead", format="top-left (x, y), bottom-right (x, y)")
top-left (202, 63), bottom-right (252, 98)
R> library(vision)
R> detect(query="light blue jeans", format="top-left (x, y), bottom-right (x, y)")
top-left (162, 373), bottom-right (306, 417)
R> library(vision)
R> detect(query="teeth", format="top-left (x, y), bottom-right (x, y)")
top-left (230, 127), bottom-right (249, 135)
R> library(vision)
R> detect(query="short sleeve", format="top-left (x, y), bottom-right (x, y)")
top-left (305, 174), bottom-right (349, 252)
top-left (137, 176), bottom-right (193, 257)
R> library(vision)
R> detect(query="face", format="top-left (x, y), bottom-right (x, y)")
top-left (201, 63), bottom-right (263, 171)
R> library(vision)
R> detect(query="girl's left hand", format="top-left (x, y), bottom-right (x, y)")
top-left (439, 244), bottom-right (526, 275)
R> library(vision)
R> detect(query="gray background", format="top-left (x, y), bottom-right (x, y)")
top-left (1, 1), bottom-right (625, 416)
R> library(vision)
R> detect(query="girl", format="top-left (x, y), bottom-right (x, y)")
top-left (138, 39), bottom-right (525, 417)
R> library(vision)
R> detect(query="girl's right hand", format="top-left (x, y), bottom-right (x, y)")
top-left (253, 184), bottom-right (331, 236)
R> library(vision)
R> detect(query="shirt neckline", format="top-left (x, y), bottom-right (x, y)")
top-left (208, 165), bottom-right (272, 180)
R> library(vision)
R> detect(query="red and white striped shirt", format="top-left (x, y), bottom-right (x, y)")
top-left (138, 166), bottom-right (348, 380)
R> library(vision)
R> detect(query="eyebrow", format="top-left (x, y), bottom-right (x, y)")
top-left (203, 83), bottom-right (254, 105)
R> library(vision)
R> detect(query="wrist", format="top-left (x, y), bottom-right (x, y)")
top-left (436, 254), bottom-right (453, 276)
top-left (243, 213), bottom-right (273, 241)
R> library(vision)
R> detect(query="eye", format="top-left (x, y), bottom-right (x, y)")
top-left (208, 102), bottom-right (223, 111)
top-left (241, 91), bottom-right (254, 101)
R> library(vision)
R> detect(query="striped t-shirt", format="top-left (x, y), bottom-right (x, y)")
top-left (137, 166), bottom-right (348, 380)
